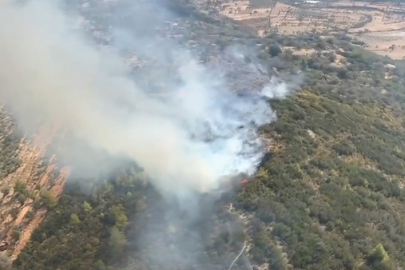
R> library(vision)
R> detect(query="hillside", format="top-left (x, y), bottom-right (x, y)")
top-left (2, 0), bottom-right (405, 270)
top-left (0, 112), bottom-right (70, 267)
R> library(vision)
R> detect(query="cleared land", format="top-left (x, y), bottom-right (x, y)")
top-left (217, 0), bottom-right (405, 59)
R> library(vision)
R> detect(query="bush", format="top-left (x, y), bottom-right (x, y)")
top-left (40, 190), bottom-right (58, 209)
top-left (13, 229), bottom-right (21, 241)
top-left (269, 45), bottom-right (282, 57)
top-left (0, 253), bottom-right (12, 270)
top-left (1, 185), bottom-right (10, 196)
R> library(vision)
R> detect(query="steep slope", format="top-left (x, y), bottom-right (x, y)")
top-left (8, 1), bottom-right (405, 270)
top-left (238, 90), bottom-right (405, 270)
top-left (0, 122), bottom-right (70, 262)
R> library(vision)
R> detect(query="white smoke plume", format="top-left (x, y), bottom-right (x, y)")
top-left (0, 0), bottom-right (291, 200)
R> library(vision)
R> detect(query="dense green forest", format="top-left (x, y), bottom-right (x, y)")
top-left (3, 0), bottom-right (405, 270)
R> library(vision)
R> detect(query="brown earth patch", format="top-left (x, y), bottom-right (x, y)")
top-left (217, 0), bottom-right (405, 59)
top-left (0, 125), bottom-right (70, 260)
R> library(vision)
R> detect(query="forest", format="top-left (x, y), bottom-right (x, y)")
top-left (1, 0), bottom-right (405, 269)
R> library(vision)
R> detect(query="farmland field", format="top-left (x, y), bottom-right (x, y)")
top-left (215, 0), bottom-right (405, 59)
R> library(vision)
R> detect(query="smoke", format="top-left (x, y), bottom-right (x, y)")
top-left (0, 0), bottom-right (292, 200)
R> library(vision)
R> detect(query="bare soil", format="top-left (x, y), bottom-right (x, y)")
top-left (218, 0), bottom-right (405, 59)
top-left (0, 124), bottom-right (70, 260)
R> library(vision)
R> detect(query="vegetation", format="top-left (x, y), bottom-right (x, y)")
top-left (239, 86), bottom-right (405, 269)
top-left (14, 170), bottom-right (147, 270)
top-left (0, 109), bottom-right (21, 179)
top-left (0, 253), bottom-right (12, 270)
top-left (5, 0), bottom-right (405, 270)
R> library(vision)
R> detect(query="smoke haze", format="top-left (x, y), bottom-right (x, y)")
top-left (0, 0), bottom-right (291, 200)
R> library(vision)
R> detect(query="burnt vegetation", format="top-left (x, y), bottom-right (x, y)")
top-left (5, 0), bottom-right (405, 270)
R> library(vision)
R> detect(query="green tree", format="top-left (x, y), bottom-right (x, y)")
top-left (83, 201), bottom-right (92, 213)
top-left (109, 204), bottom-right (128, 230)
top-left (89, 237), bottom-right (100, 246)
top-left (108, 226), bottom-right (127, 259)
top-left (366, 244), bottom-right (394, 270)
top-left (15, 180), bottom-right (27, 194)
top-left (94, 259), bottom-right (107, 270)
top-left (70, 213), bottom-right (81, 225)
top-left (12, 229), bottom-right (21, 240)
top-left (269, 45), bottom-right (282, 57)
top-left (40, 190), bottom-right (58, 209)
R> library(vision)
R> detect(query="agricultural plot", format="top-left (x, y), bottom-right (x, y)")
top-left (218, 0), bottom-right (405, 59)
